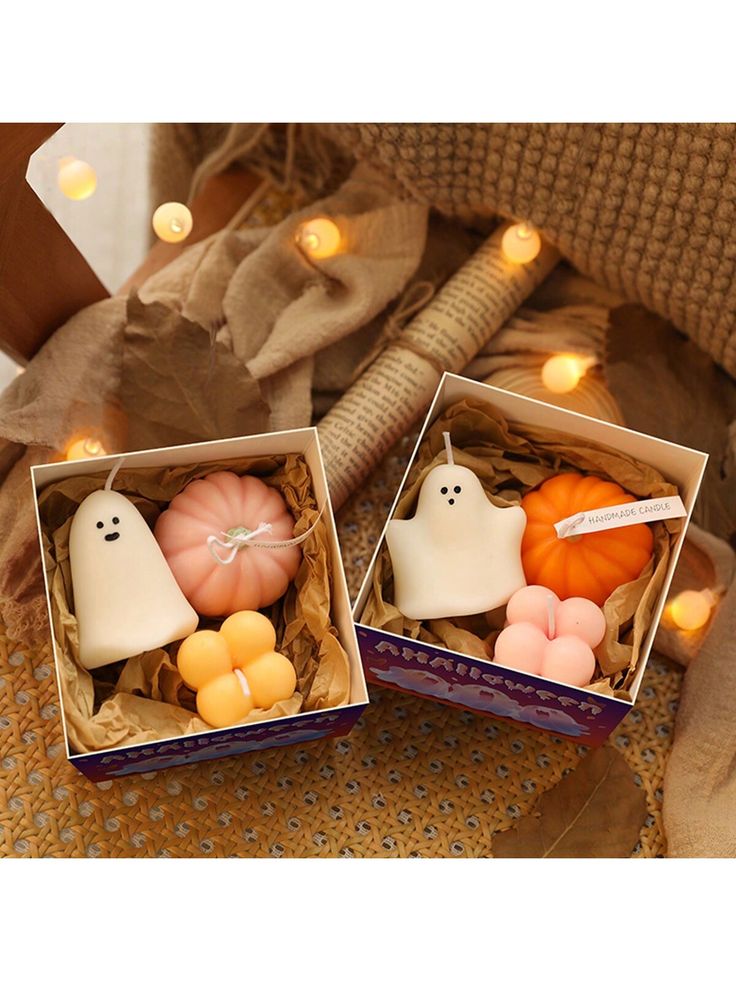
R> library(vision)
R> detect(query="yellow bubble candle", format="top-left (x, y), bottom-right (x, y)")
top-left (177, 611), bottom-right (297, 729)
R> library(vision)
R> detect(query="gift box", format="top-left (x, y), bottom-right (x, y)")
top-left (31, 428), bottom-right (368, 781)
top-left (353, 372), bottom-right (707, 746)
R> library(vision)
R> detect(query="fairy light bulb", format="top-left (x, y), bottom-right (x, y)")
top-left (152, 202), bottom-right (193, 243)
top-left (296, 217), bottom-right (341, 259)
top-left (669, 589), bottom-right (716, 631)
top-left (57, 156), bottom-right (97, 201)
top-left (501, 222), bottom-right (542, 264)
top-left (66, 436), bottom-right (107, 461)
top-left (542, 354), bottom-right (595, 394)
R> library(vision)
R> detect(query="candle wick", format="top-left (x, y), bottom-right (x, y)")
top-left (547, 595), bottom-right (556, 639)
top-left (233, 668), bottom-right (251, 698)
top-left (104, 456), bottom-right (125, 492)
top-left (556, 511), bottom-right (586, 539)
top-left (442, 431), bottom-right (454, 466)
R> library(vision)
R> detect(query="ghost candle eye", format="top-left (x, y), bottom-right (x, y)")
top-left (112, 516), bottom-right (120, 525)
top-left (96, 521), bottom-right (104, 529)
top-left (454, 485), bottom-right (462, 494)
top-left (441, 487), bottom-right (448, 495)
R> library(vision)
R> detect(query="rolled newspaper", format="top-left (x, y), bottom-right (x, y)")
top-left (318, 223), bottom-right (559, 509)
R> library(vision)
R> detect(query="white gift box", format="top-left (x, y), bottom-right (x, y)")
top-left (31, 427), bottom-right (368, 781)
top-left (353, 373), bottom-right (707, 745)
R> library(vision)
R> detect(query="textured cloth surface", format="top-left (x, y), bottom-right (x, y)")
top-left (332, 123), bottom-right (736, 379)
top-left (663, 574), bottom-right (736, 857)
top-left (0, 165), bottom-right (428, 644)
top-left (0, 438), bottom-right (682, 858)
top-left (152, 123), bottom-right (736, 379)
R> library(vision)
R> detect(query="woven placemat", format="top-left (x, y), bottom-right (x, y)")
top-left (0, 436), bottom-right (683, 857)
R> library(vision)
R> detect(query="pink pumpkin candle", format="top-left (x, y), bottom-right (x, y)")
top-left (493, 585), bottom-right (605, 688)
top-left (155, 472), bottom-right (301, 617)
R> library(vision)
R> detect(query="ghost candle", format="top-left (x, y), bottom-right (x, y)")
top-left (69, 460), bottom-right (199, 670)
top-left (493, 585), bottom-right (605, 688)
top-left (177, 611), bottom-right (297, 728)
top-left (385, 433), bottom-right (527, 620)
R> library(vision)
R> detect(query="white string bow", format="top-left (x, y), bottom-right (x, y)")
top-left (206, 505), bottom-right (326, 567)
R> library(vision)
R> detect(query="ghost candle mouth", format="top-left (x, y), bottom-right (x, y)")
top-left (104, 531), bottom-right (120, 542)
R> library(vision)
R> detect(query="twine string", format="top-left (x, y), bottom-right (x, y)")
top-left (350, 280), bottom-right (435, 382)
top-left (206, 505), bottom-right (326, 567)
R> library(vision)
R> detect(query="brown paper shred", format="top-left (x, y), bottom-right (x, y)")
top-left (585, 678), bottom-right (620, 698)
top-left (427, 619), bottom-right (491, 660)
top-left (361, 397), bottom-right (680, 696)
top-left (492, 746), bottom-right (647, 858)
top-left (37, 452), bottom-right (351, 755)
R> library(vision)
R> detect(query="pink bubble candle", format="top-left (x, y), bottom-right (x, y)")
top-left (493, 585), bottom-right (605, 688)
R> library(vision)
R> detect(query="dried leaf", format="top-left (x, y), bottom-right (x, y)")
top-left (120, 293), bottom-right (269, 450)
top-left (606, 304), bottom-right (736, 546)
top-left (492, 746), bottom-right (647, 858)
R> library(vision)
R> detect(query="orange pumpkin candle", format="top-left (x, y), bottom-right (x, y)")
top-left (520, 473), bottom-right (654, 607)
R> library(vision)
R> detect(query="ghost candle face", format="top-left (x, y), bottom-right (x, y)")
top-left (385, 434), bottom-right (527, 620)
top-left (94, 512), bottom-right (121, 542)
top-left (69, 489), bottom-right (199, 670)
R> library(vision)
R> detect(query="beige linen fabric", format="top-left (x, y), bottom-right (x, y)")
top-left (152, 123), bottom-right (736, 379)
top-left (0, 164), bottom-right (428, 642)
top-left (663, 576), bottom-right (736, 857)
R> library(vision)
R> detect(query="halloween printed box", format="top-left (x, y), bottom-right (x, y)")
top-left (31, 428), bottom-right (369, 781)
top-left (353, 373), bottom-right (707, 746)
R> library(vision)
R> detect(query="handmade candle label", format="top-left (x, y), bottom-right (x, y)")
top-left (554, 495), bottom-right (687, 539)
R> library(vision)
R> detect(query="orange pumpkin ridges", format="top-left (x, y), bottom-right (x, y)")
top-left (520, 473), bottom-right (654, 606)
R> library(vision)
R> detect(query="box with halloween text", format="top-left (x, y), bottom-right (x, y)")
top-left (31, 427), bottom-right (368, 781)
top-left (353, 373), bottom-right (707, 746)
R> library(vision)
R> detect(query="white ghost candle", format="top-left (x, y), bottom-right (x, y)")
top-left (69, 460), bottom-right (199, 670)
top-left (385, 433), bottom-right (527, 620)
